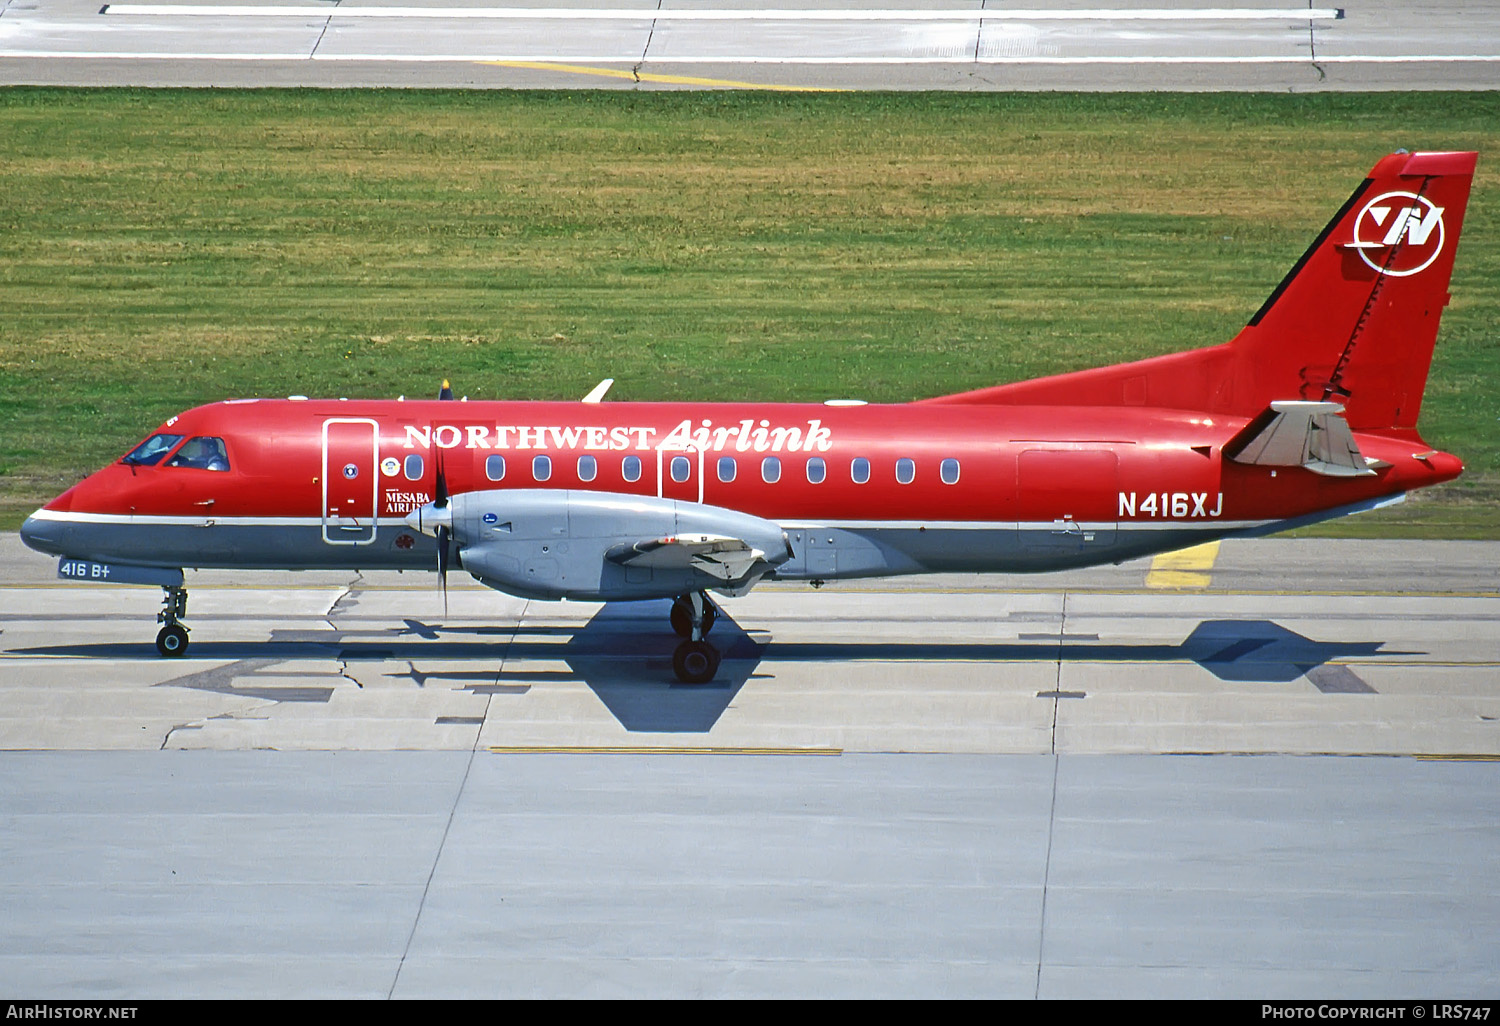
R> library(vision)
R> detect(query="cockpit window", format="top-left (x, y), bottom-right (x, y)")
top-left (165, 436), bottom-right (230, 472)
top-left (122, 434), bottom-right (184, 467)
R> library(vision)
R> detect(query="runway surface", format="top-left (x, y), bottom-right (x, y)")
top-left (3, 533), bottom-right (1498, 996)
top-left (4, 533), bottom-right (1498, 754)
top-left (2, 0), bottom-right (1498, 90)
top-left (2, 751), bottom-right (1497, 998)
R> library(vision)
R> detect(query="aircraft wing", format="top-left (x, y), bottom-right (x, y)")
top-left (1222, 401), bottom-right (1377, 477)
top-left (606, 533), bottom-right (766, 583)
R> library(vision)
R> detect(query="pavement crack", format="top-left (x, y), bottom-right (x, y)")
top-left (309, 0), bottom-right (341, 60)
top-left (1306, 4), bottom-right (1327, 81)
top-left (389, 744), bottom-right (480, 998)
top-left (327, 572), bottom-right (364, 622)
top-left (340, 659), bottom-right (365, 689)
top-left (1034, 753), bottom-right (1060, 999)
top-left (161, 721), bottom-right (203, 749)
top-left (634, 0), bottom-right (662, 83)
top-left (1049, 593), bottom-right (1068, 755)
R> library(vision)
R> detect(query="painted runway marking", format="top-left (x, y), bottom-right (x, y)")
top-left (1146, 540), bottom-right (1221, 589)
top-left (8, 52), bottom-right (1496, 65)
top-left (101, 6), bottom-right (1347, 21)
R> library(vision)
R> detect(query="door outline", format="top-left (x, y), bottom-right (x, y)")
top-left (1018, 448), bottom-right (1119, 551)
top-left (656, 444), bottom-right (704, 504)
top-left (321, 418), bottom-right (380, 545)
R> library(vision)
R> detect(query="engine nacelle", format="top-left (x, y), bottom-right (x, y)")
top-left (440, 489), bottom-right (790, 601)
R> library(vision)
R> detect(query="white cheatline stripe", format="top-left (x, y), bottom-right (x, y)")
top-left (100, 6), bottom-right (1347, 21)
top-left (28, 510), bottom-right (325, 527)
top-left (780, 519), bottom-right (1272, 532)
top-left (8, 52), bottom-right (1496, 64)
top-left (33, 509), bottom-right (1272, 531)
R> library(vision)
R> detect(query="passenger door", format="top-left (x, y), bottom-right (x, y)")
top-left (321, 418), bottom-right (379, 545)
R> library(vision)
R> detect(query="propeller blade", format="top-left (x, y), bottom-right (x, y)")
top-left (433, 452), bottom-right (449, 510)
top-left (436, 523), bottom-right (451, 619)
top-left (415, 451), bottom-right (452, 618)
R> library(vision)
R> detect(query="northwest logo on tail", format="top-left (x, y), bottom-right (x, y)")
top-left (1347, 191), bottom-right (1446, 277)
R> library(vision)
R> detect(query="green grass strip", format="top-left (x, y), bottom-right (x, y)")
top-left (2, 88), bottom-right (1496, 536)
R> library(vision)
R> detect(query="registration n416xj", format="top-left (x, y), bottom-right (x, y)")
top-left (1118, 491), bottom-right (1224, 518)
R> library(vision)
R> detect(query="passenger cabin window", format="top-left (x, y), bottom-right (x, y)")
top-left (851, 457), bottom-right (871, 484)
top-left (940, 458), bottom-right (960, 485)
top-left (165, 436), bottom-right (230, 472)
top-left (622, 455), bottom-right (642, 483)
top-left (762, 457), bottom-right (782, 484)
top-left (671, 456), bottom-right (691, 483)
top-left (533, 455), bottom-right (552, 482)
top-left (578, 455), bottom-right (597, 483)
top-left (717, 457), bottom-right (736, 483)
top-left (485, 455), bottom-right (505, 482)
top-left (895, 458), bottom-right (916, 485)
top-left (405, 454), bottom-right (424, 481)
top-left (807, 457), bottom-right (826, 484)
top-left (123, 434), bottom-right (183, 467)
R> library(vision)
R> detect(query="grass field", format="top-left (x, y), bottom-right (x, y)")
top-left (1, 88), bottom-right (1496, 535)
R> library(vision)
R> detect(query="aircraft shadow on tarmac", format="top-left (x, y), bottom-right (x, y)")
top-left (12, 607), bottom-right (1413, 731)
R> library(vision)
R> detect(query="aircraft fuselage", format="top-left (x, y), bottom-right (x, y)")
top-left (22, 397), bottom-right (1459, 596)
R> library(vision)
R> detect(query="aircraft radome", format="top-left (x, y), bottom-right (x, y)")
top-left (21, 151), bottom-right (1474, 683)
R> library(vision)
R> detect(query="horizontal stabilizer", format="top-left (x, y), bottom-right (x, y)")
top-left (1222, 401), bottom-right (1375, 477)
top-left (606, 533), bottom-right (766, 582)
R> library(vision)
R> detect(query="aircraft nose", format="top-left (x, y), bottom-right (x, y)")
top-left (404, 502), bottom-right (453, 538)
top-left (19, 511), bottom-right (64, 556)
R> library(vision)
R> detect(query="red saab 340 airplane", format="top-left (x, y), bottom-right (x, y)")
top-left (21, 150), bottom-right (1475, 682)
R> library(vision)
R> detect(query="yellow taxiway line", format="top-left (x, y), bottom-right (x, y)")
top-left (480, 60), bottom-right (843, 90)
top-left (488, 745), bottom-right (843, 755)
top-left (1414, 754), bottom-right (1500, 762)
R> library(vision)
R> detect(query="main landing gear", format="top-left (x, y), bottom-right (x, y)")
top-left (670, 591), bottom-right (721, 685)
top-left (156, 585), bottom-right (190, 658)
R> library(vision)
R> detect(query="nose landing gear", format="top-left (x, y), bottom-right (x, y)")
top-left (156, 585), bottom-right (190, 657)
top-left (670, 591), bottom-right (721, 684)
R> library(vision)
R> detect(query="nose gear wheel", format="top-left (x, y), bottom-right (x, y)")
top-left (155, 585), bottom-right (190, 658)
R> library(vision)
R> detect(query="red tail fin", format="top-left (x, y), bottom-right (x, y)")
top-left (923, 151), bottom-right (1477, 432)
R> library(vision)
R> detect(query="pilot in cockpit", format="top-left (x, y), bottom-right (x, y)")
top-left (165, 436), bottom-right (230, 472)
